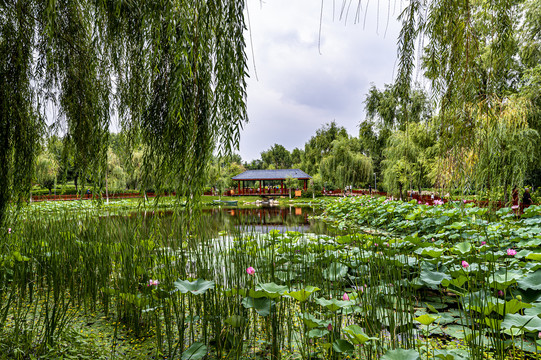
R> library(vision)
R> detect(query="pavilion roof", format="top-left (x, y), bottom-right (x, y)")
top-left (232, 169), bottom-right (312, 181)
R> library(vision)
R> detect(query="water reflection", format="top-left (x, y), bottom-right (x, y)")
top-left (203, 206), bottom-right (327, 234)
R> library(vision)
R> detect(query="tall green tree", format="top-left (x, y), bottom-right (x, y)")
top-left (320, 136), bottom-right (373, 191)
top-left (260, 144), bottom-right (292, 169)
top-left (301, 121), bottom-right (348, 176)
top-left (393, 0), bottom-right (539, 200)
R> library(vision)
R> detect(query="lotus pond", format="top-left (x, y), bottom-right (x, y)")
top-left (1, 196), bottom-right (541, 359)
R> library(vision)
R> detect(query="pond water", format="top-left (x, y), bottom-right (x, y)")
top-left (202, 205), bottom-right (328, 234)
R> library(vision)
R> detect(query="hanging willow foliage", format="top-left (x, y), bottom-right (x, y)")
top-left (378, 0), bottom-right (538, 196)
top-left (0, 0), bottom-right (248, 224)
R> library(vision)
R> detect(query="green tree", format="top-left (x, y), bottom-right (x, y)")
top-left (261, 144), bottom-right (292, 169)
top-left (393, 0), bottom-right (539, 202)
top-left (301, 121), bottom-right (348, 176)
top-left (382, 122), bottom-right (436, 199)
top-left (34, 149), bottom-right (60, 195)
top-left (320, 136), bottom-right (373, 191)
top-left (284, 176), bottom-right (299, 199)
top-left (290, 148), bottom-right (304, 168)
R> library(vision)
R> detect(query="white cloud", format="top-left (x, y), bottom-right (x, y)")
top-left (238, 0), bottom-right (405, 162)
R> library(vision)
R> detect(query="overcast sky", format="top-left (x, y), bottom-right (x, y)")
top-left (238, 0), bottom-right (405, 162)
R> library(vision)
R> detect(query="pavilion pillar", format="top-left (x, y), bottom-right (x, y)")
top-left (304, 179), bottom-right (307, 191)
top-left (238, 181), bottom-right (240, 195)
top-left (281, 180), bottom-right (284, 195)
top-left (259, 180), bottom-right (262, 194)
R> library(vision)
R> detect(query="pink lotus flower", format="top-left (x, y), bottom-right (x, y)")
top-left (327, 323), bottom-right (332, 331)
top-left (511, 205), bottom-right (519, 210)
top-left (462, 260), bottom-right (469, 268)
top-left (481, 241), bottom-right (486, 246)
top-left (246, 267), bottom-right (255, 275)
top-left (418, 201), bottom-right (422, 204)
top-left (8, 228), bottom-right (11, 234)
top-left (507, 248), bottom-right (517, 256)
top-left (498, 290), bottom-right (504, 297)
top-left (148, 279), bottom-right (159, 286)
top-left (539, 331), bottom-right (541, 338)
top-left (342, 293), bottom-right (350, 301)
top-left (463, 199), bottom-right (467, 203)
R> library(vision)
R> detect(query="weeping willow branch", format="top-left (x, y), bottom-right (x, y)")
top-left (0, 0), bottom-right (248, 224)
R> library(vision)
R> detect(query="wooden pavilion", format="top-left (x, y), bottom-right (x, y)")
top-left (232, 169), bottom-right (312, 196)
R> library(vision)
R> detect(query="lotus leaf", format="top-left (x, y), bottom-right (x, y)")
top-left (501, 313), bottom-right (541, 332)
top-left (322, 262), bottom-right (348, 281)
top-left (381, 348), bottom-right (420, 360)
top-left (415, 314), bottom-right (441, 325)
top-left (307, 328), bottom-right (329, 338)
top-left (420, 269), bottom-right (452, 289)
top-left (181, 342), bottom-right (207, 360)
top-left (315, 297), bottom-right (350, 312)
top-left (332, 339), bottom-right (354, 353)
top-left (494, 299), bottom-right (532, 316)
top-left (256, 282), bottom-right (288, 298)
top-left (301, 313), bottom-right (327, 329)
top-left (225, 315), bottom-right (246, 328)
top-left (524, 302), bottom-right (541, 317)
top-left (518, 270), bottom-right (541, 291)
top-left (433, 349), bottom-right (469, 360)
top-left (488, 271), bottom-right (522, 290)
top-left (526, 252), bottom-right (541, 261)
top-left (415, 246), bottom-right (444, 258)
top-left (452, 242), bottom-right (472, 254)
top-left (342, 325), bottom-right (377, 344)
top-left (286, 286), bottom-right (320, 302)
top-left (173, 279), bottom-right (215, 295)
top-left (242, 296), bottom-right (274, 317)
